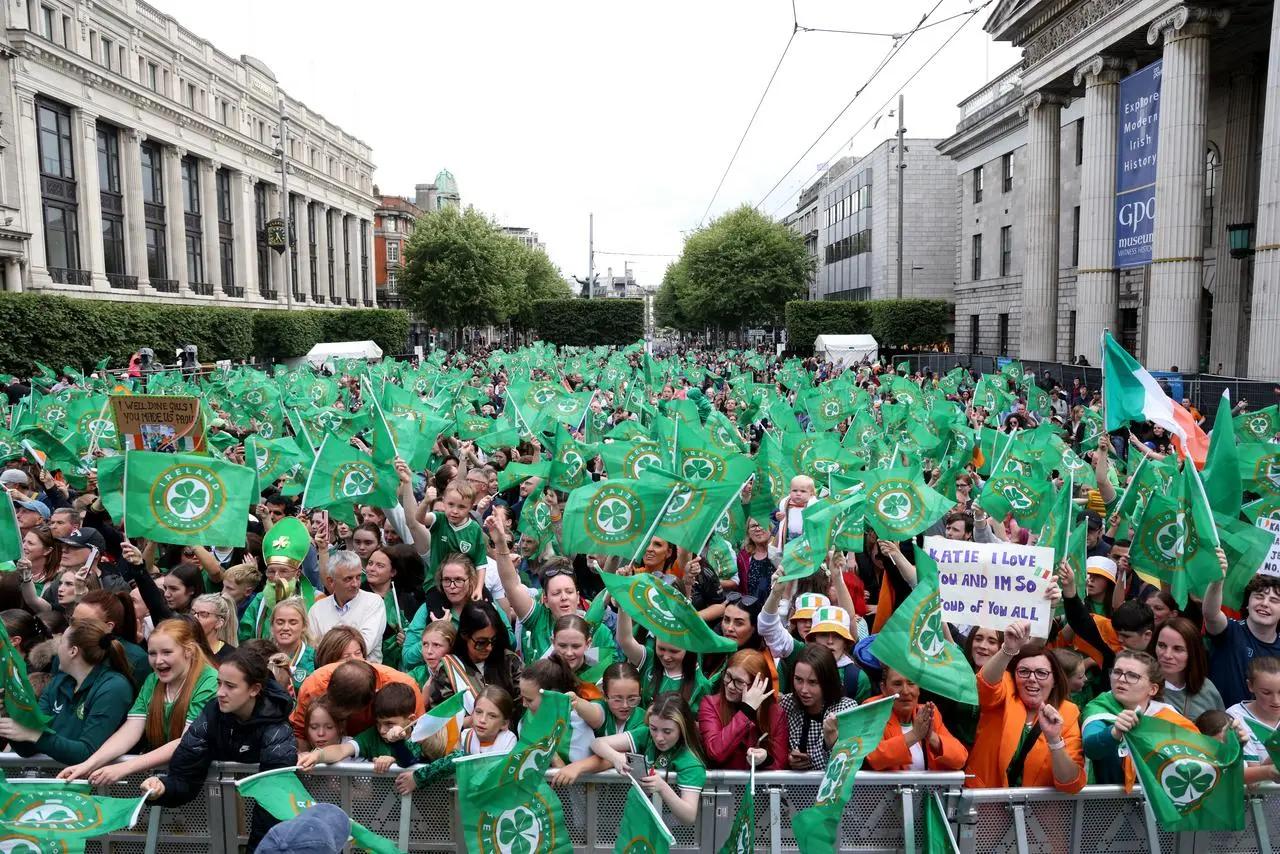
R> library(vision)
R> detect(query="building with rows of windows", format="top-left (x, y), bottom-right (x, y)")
top-left (2, 0), bottom-right (377, 307)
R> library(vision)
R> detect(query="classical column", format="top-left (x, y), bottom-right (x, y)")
top-left (364, 219), bottom-right (377, 307)
top-left (315, 204), bottom-right (330, 303)
top-left (163, 146), bottom-right (188, 295)
top-left (1250, 0), bottom-right (1280, 377)
top-left (294, 197), bottom-right (311, 305)
top-left (1073, 57), bottom-right (1124, 363)
top-left (332, 211), bottom-right (348, 305)
top-left (1019, 91), bottom-right (1069, 360)
top-left (233, 172), bottom-right (258, 302)
top-left (5, 259), bottom-right (22, 294)
top-left (199, 159), bottom-right (221, 294)
top-left (74, 107), bottom-right (108, 291)
top-left (349, 215), bottom-right (361, 305)
top-left (14, 88), bottom-right (46, 283)
top-left (1213, 66), bottom-right (1260, 374)
top-left (120, 130), bottom-right (149, 292)
top-left (1146, 6), bottom-right (1228, 371)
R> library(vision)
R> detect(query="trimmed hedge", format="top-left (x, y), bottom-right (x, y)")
top-left (785, 298), bottom-right (951, 350)
top-left (0, 292), bottom-right (409, 374)
top-left (532, 299), bottom-right (644, 346)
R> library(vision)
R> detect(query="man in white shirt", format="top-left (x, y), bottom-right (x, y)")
top-left (307, 550), bottom-right (387, 663)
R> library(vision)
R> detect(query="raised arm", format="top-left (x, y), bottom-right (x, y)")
top-left (484, 514), bottom-right (534, 621)
top-left (1202, 547), bottom-right (1229, 636)
top-left (615, 608), bottom-right (646, 667)
top-left (395, 459), bottom-right (433, 555)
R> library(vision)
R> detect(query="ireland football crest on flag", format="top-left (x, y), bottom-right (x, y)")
top-left (332, 458), bottom-right (379, 499)
top-left (148, 461), bottom-right (231, 536)
top-left (587, 484), bottom-right (646, 547)
top-left (868, 479), bottom-right (925, 533)
top-left (680, 449), bottom-right (724, 482)
top-left (1254, 453), bottom-right (1280, 495)
top-left (1124, 715), bottom-right (1244, 832)
top-left (472, 792), bottom-right (564, 854)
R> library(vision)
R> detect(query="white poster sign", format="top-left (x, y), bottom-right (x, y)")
top-left (924, 536), bottom-right (1056, 637)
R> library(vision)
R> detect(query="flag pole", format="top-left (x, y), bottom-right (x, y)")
top-left (1186, 460), bottom-right (1221, 548)
top-left (629, 485), bottom-right (682, 567)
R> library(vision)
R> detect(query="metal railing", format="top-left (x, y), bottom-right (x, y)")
top-left (0, 753), bottom-right (1273, 854)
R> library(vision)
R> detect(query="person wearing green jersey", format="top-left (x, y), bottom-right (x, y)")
top-left (57, 618), bottom-right (218, 785)
top-left (616, 608), bottom-right (713, 708)
top-left (269, 598), bottom-right (315, 695)
top-left (420, 481), bottom-right (488, 588)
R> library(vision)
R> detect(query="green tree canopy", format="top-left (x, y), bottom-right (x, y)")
top-left (672, 205), bottom-right (813, 332)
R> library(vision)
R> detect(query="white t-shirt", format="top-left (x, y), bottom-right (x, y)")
top-left (900, 723), bottom-right (926, 770)
top-left (1226, 702), bottom-right (1276, 763)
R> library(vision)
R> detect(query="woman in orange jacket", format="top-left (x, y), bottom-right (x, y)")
top-left (965, 620), bottom-right (1086, 793)
top-left (865, 667), bottom-right (968, 772)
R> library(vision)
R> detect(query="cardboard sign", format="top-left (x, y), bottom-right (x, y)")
top-left (109, 395), bottom-right (206, 453)
top-left (924, 536), bottom-right (1055, 637)
top-left (1257, 517), bottom-right (1280, 578)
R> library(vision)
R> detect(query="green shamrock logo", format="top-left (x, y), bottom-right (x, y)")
top-left (596, 498), bottom-right (632, 533)
top-left (878, 492), bottom-right (911, 521)
top-left (917, 605), bottom-right (946, 657)
top-left (683, 458), bottom-right (714, 480)
top-left (341, 468), bottom-right (373, 497)
top-left (1162, 759), bottom-right (1217, 804)
top-left (496, 807), bottom-right (541, 854)
top-left (1155, 514), bottom-right (1186, 560)
top-left (167, 479), bottom-right (208, 517)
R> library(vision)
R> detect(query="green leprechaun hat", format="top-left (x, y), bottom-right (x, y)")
top-left (264, 516), bottom-right (310, 571)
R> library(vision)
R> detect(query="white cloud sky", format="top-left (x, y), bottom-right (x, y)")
top-left (156, 0), bottom-right (1019, 286)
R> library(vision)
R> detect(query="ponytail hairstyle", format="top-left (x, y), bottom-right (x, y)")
top-left (1, 608), bottom-right (51, 655)
top-left (64, 618), bottom-right (135, 691)
top-left (194, 593), bottom-right (239, 650)
top-left (645, 691), bottom-right (704, 765)
top-left (79, 589), bottom-right (139, 646)
top-left (521, 657), bottom-right (577, 694)
top-left (146, 619), bottom-right (214, 746)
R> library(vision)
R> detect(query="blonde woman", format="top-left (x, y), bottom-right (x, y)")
top-left (268, 597), bottom-right (315, 694)
top-left (191, 594), bottom-right (238, 662)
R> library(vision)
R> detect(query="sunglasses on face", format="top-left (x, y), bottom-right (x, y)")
top-left (467, 636), bottom-right (495, 650)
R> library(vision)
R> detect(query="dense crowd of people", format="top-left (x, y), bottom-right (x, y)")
top-left (1, 343), bottom-right (1277, 848)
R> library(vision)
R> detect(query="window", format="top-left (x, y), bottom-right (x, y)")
top-left (217, 167), bottom-right (234, 293)
top-left (1002, 153), bottom-right (1013, 193)
top-left (387, 242), bottom-right (399, 263)
top-left (972, 166), bottom-right (983, 203)
top-left (997, 314), bottom-right (1010, 355)
top-left (999, 226), bottom-right (1012, 277)
top-left (387, 219), bottom-right (397, 234)
top-left (308, 203), bottom-right (318, 298)
top-left (186, 83), bottom-right (196, 109)
top-left (181, 157), bottom-right (199, 215)
top-left (216, 169), bottom-right (232, 222)
top-left (36, 99), bottom-right (81, 275)
top-left (255, 183), bottom-right (271, 295)
top-left (186, 232), bottom-right (203, 284)
top-left (96, 124), bottom-right (125, 278)
top-left (96, 126), bottom-right (120, 194)
top-left (220, 240), bottom-right (234, 291)
top-left (969, 314), bottom-right (980, 353)
top-left (1204, 145), bottom-right (1220, 248)
top-left (99, 37), bottom-right (114, 71)
top-left (326, 210), bottom-right (336, 299)
top-left (361, 220), bottom-right (370, 302)
top-left (38, 5), bottom-right (54, 39)
top-left (343, 216), bottom-right (351, 296)
top-left (146, 225), bottom-right (166, 279)
top-left (101, 218), bottom-right (125, 277)
top-left (146, 62), bottom-right (158, 92)
top-left (1076, 119), bottom-right (1085, 166)
top-left (140, 143), bottom-right (162, 205)
top-left (219, 99), bottom-right (230, 126)
top-left (1072, 206), bottom-right (1081, 266)
top-left (971, 234), bottom-right (982, 281)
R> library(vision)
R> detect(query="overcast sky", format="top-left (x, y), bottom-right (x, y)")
top-left (158, 0), bottom-right (1019, 286)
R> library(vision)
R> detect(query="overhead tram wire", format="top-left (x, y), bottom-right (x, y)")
top-left (698, 4), bottom-right (801, 227)
top-left (753, 0), bottom-right (950, 213)
top-left (765, 3), bottom-right (989, 219)
top-left (795, 8), bottom-right (982, 39)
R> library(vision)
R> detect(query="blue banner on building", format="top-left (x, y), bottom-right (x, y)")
top-left (1114, 60), bottom-right (1162, 269)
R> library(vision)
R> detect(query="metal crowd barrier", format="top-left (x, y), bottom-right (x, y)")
top-left (0, 753), bottom-right (1276, 853)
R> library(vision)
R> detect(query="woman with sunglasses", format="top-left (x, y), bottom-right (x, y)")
top-left (428, 601), bottom-right (521, 710)
top-left (483, 514), bottom-right (614, 664)
top-left (966, 620), bottom-right (1085, 792)
top-left (1081, 650), bottom-right (1197, 787)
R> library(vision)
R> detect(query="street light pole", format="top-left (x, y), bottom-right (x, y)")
top-left (895, 94), bottom-right (906, 300)
top-left (588, 212), bottom-right (594, 299)
top-left (277, 97), bottom-right (293, 311)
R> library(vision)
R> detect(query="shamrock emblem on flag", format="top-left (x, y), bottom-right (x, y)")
top-left (167, 479), bottom-right (209, 518)
top-left (596, 498), bottom-right (632, 533)
top-left (878, 492), bottom-right (912, 521)
top-left (495, 806), bottom-right (542, 854)
top-left (1161, 759), bottom-right (1218, 806)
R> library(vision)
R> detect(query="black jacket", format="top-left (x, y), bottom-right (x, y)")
top-left (155, 679), bottom-right (296, 852)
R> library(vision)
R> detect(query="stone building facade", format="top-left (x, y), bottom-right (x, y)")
top-left (1, 0), bottom-right (376, 309)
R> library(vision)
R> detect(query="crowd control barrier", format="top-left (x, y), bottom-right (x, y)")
top-left (0, 754), bottom-right (1276, 853)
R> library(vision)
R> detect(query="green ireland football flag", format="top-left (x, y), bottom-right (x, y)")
top-left (977, 453), bottom-right (1052, 530)
top-left (124, 451), bottom-right (255, 547)
top-left (614, 784), bottom-right (674, 854)
top-left (0, 494), bottom-right (21, 564)
top-left (0, 619), bottom-right (49, 731)
top-left (457, 691), bottom-right (573, 854)
top-left (1236, 404), bottom-right (1280, 443)
top-left (792, 696), bottom-right (896, 854)
top-left (716, 766), bottom-right (754, 854)
top-left (1124, 713), bottom-right (1244, 832)
top-left (561, 479), bottom-right (675, 559)
top-left (870, 549), bottom-right (978, 704)
top-left (302, 435), bottom-right (399, 512)
top-left (601, 571), bottom-right (736, 654)
top-left (0, 779), bottom-right (147, 849)
top-left (852, 465), bottom-right (951, 540)
top-left (236, 768), bottom-right (402, 854)
top-left (923, 791), bottom-right (961, 854)
top-left (1201, 390), bottom-right (1242, 517)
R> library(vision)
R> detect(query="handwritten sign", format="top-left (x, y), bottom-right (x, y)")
top-left (924, 536), bottom-right (1055, 637)
top-left (1257, 517), bottom-right (1280, 578)
top-left (109, 395), bottom-right (206, 453)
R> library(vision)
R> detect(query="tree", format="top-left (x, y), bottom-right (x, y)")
top-left (398, 207), bottom-right (514, 338)
top-left (501, 238), bottom-right (573, 330)
top-left (676, 205), bottom-right (813, 332)
top-left (654, 260), bottom-right (693, 333)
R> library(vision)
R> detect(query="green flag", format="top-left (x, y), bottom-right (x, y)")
top-left (1202, 390), bottom-right (1241, 517)
top-left (0, 494), bottom-right (20, 564)
top-left (561, 479), bottom-right (675, 559)
top-left (0, 619), bottom-right (49, 732)
top-left (1171, 461), bottom-right (1222, 609)
top-left (302, 435), bottom-right (399, 512)
top-left (870, 550), bottom-right (978, 705)
top-left (792, 697), bottom-right (896, 854)
top-left (1124, 713), bottom-right (1244, 833)
top-left (852, 465), bottom-right (952, 540)
top-left (716, 766), bottom-right (755, 854)
top-left (923, 791), bottom-right (961, 854)
top-left (977, 453), bottom-right (1053, 530)
top-left (236, 768), bottom-right (402, 854)
top-left (601, 571), bottom-right (736, 654)
top-left (0, 780), bottom-right (147, 849)
top-left (123, 451), bottom-right (254, 547)
top-left (614, 784), bottom-right (674, 854)
top-left (1235, 404), bottom-right (1279, 443)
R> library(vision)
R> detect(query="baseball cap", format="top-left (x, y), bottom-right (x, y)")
top-left (807, 605), bottom-right (854, 643)
top-left (1081, 510), bottom-right (1104, 532)
top-left (0, 470), bottom-right (29, 487)
top-left (790, 593), bottom-right (830, 622)
top-left (15, 499), bottom-right (50, 520)
top-left (1086, 556), bottom-right (1118, 584)
top-left (58, 528), bottom-right (106, 550)
top-left (256, 804), bottom-right (351, 854)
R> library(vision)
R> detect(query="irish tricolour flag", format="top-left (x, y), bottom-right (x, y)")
top-left (409, 690), bottom-right (468, 753)
top-left (1102, 332), bottom-right (1208, 464)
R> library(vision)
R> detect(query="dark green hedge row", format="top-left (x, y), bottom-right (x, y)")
top-left (0, 293), bottom-right (409, 374)
top-left (785, 298), bottom-right (952, 350)
top-left (532, 299), bottom-right (644, 346)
